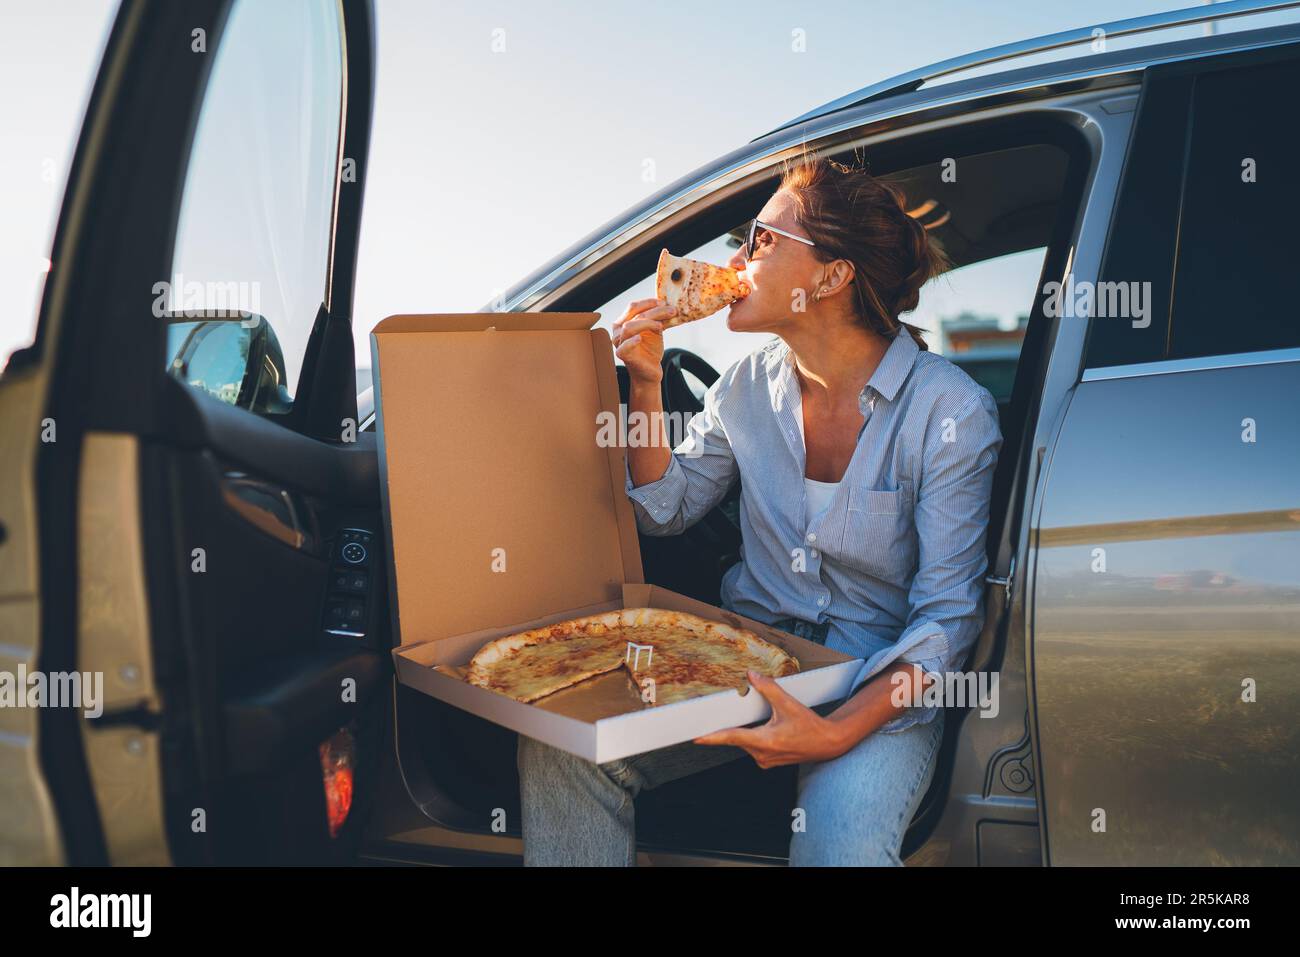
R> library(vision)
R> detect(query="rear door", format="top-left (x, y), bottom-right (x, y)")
top-left (1031, 45), bottom-right (1300, 865)
top-left (0, 0), bottom-right (387, 866)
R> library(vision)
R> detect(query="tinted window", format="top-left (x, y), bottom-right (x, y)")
top-left (1086, 74), bottom-right (1192, 369)
top-left (1170, 58), bottom-right (1300, 359)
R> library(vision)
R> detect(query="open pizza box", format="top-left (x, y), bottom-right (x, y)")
top-left (372, 313), bottom-right (863, 763)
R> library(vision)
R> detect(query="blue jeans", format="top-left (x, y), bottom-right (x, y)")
top-left (516, 617), bottom-right (946, 866)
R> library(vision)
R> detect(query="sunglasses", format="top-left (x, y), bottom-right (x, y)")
top-left (742, 218), bottom-right (817, 260)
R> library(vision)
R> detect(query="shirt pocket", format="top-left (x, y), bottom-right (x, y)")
top-left (834, 484), bottom-right (918, 584)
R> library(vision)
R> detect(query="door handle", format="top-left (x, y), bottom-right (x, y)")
top-left (221, 471), bottom-right (311, 551)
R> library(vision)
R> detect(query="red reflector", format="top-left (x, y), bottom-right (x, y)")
top-left (320, 727), bottom-right (356, 839)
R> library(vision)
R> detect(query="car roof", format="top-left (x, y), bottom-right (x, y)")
top-left (766, 0), bottom-right (1300, 135)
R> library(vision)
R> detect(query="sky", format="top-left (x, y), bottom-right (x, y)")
top-left (4, 0), bottom-right (1298, 384)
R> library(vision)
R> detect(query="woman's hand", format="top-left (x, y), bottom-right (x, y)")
top-left (612, 298), bottom-right (675, 386)
top-left (694, 672), bottom-right (849, 768)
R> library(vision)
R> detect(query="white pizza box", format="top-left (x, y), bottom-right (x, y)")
top-left (372, 313), bottom-right (862, 764)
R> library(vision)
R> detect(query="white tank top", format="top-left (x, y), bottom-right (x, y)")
top-left (795, 398), bottom-right (842, 526)
top-left (804, 476), bottom-right (839, 524)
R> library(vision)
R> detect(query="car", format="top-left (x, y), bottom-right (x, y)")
top-left (2, 0), bottom-right (1297, 867)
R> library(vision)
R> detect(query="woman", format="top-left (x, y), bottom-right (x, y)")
top-left (517, 153), bottom-right (1003, 866)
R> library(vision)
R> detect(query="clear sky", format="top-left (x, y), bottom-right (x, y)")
top-left (5, 0), bottom-right (1297, 378)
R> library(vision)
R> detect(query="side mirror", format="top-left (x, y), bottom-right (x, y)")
top-left (165, 311), bottom-right (291, 414)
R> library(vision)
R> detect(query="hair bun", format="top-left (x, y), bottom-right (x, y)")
top-left (779, 149), bottom-right (949, 350)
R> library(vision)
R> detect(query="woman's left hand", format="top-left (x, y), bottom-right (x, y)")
top-left (694, 672), bottom-right (848, 768)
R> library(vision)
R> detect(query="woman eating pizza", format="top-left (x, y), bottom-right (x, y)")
top-left (517, 151), bottom-right (1003, 866)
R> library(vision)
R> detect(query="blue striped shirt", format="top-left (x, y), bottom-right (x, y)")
top-left (623, 331), bottom-right (1002, 733)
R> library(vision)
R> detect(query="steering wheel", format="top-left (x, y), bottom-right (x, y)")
top-left (660, 347), bottom-right (721, 418)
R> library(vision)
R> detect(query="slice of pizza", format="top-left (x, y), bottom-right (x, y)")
top-left (655, 249), bottom-right (749, 327)
top-left (465, 611), bottom-right (629, 703)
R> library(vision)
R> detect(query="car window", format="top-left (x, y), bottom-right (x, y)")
top-left (596, 233), bottom-right (1043, 406)
top-left (164, 0), bottom-right (344, 410)
top-left (1088, 57), bottom-right (1300, 369)
top-left (1168, 58), bottom-right (1300, 360)
top-left (909, 248), bottom-right (1045, 404)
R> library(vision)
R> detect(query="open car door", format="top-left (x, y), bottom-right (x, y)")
top-left (0, 0), bottom-right (386, 865)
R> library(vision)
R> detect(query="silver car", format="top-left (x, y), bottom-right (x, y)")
top-left (1, 0), bottom-right (1296, 866)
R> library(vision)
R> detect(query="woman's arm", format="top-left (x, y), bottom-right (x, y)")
top-left (626, 375), bottom-right (672, 489)
top-left (614, 299), bottom-right (739, 537)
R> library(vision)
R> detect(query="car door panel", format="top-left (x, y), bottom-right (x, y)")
top-left (144, 388), bottom-right (391, 863)
top-left (2, 0), bottom-right (385, 866)
top-left (1033, 362), bottom-right (1300, 864)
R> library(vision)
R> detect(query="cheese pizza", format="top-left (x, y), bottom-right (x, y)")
top-left (466, 607), bottom-right (798, 707)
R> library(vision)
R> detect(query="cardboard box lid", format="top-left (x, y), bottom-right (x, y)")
top-left (371, 313), bottom-right (644, 645)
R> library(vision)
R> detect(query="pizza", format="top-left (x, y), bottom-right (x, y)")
top-left (655, 249), bottom-right (749, 327)
top-left (465, 607), bottom-right (798, 707)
